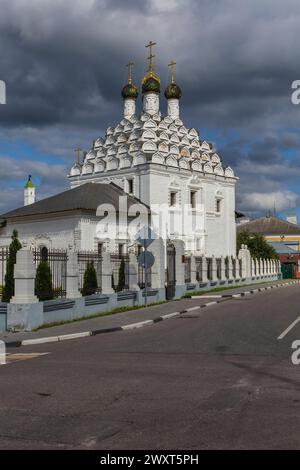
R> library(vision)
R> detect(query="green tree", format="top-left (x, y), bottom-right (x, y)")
top-left (237, 230), bottom-right (278, 259)
top-left (117, 258), bottom-right (126, 292)
top-left (82, 261), bottom-right (98, 296)
top-left (35, 261), bottom-right (54, 301)
top-left (2, 230), bottom-right (22, 302)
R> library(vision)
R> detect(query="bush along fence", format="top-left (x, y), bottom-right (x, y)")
top-left (0, 240), bottom-right (281, 332)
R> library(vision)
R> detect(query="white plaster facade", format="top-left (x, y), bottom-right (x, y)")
top-left (68, 102), bottom-right (237, 256)
top-left (0, 62), bottom-right (237, 257)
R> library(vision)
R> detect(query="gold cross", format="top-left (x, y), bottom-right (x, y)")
top-left (168, 60), bottom-right (176, 83)
top-left (145, 41), bottom-right (156, 70)
top-left (126, 61), bottom-right (134, 84)
top-left (74, 147), bottom-right (81, 164)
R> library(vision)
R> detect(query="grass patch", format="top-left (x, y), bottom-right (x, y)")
top-left (33, 300), bottom-right (168, 331)
top-left (182, 279), bottom-right (285, 298)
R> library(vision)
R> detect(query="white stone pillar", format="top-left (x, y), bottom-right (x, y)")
top-left (66, 251), bottom-right (82, 299)
top-left (173, 239), bottom-right (185, 286)
top-left (101, 252), bottom-right (114, 294)
top-left (190, 255), bottom-right (197, 284)
top-left (201, 256), bottom-right (208, 283)
top-left (251, 258), bottom-right (256, 277)
top-left (211, 255), bottom-right (218, 281)
top-left (238, 244), bottom-right (251, 278)
top-left (228, 256), bottom-right (233, 280)
top-left (150, 238), bottom-right (165, 290)
top-left (11, 249), bottom-right (38, 304)
top-left (220, 256), bottom-right (226, 281)
top-left (262, 259), bottom-right (266, 276)
top-left (128, 253), bottom-right (140, 291)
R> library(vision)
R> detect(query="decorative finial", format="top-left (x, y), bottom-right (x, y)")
top-left (126, 61), bottom-right (134, 85)
top-left (74, 147), bottom-right (81, 164)
top-left (145, 41), bottom-right (156, 72)
top-left (168, 60), bottom-right (176, 84)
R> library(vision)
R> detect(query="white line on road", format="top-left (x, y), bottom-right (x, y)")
top-left (277, 316), bottom-right (300, 340)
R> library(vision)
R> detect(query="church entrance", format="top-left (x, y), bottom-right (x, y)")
top-left (166, 243), bottom-right (176, 300)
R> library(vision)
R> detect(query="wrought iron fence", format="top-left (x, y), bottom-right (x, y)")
top-left (136, 246), bottom-right (152, 289)
top-left (225, 256), bottom-right (229, 278)
top-left (78, 251), bottom-right (102, 293)
top-left (232, 257), bottom-right (237, 278)
top-left (0, 247), bottom-right (9, 299)
top-left (195, 256), bottom-right (202, 282)
top-left (184, 256), bottom-right (191, 283)
top-left (207, 257), bottom-right (212, 280)
top-left (111, 254), bottom-right (129, 291)
top-left (33, 248), bottom-right (67, 298)
top-left (216, 258), bottom-right (222, 279)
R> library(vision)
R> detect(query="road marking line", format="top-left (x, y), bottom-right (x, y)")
top-left (204, 301), bottom-right (218, 306)
top-left (277, 316), bottom-right (300, 340)
top-left (4, 352), bottom-right (50, 365)
top-left (232, 294), bottom-right (241, 298)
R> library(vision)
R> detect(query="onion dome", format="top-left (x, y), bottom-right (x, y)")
top-left (142, 72), bottom-right (160, 94)
top-left (122, 61), bottom-right (139, 99)
top-left (24, 174), bottom-right (34, 188)
top-left (121, 83), bottom-right (138, 99)
top-left (164, 82), bottom-right (182, 99)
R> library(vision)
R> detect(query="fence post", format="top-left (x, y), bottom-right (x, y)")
top-left (101, 252), bottom-right (114, 294)
top-left (220, 256), bottom-right (226, 281)
top-left (128, 253), bottom-right (140, 291)
top-left (11, 248), bottom-right (38, 304)
top-left (251, 258), bottom-right (255, 277)
top-left (150, 238), bottom-right (165, 291)
top-left (190, 255), bottom-right (197, 284)
top-left (211, 255), bottom-right (217, 281)
top-left (172, 240), bottom-right (185, 296)
top-left (201, 256), bottom-right (208, 283)
top-left (238, 244), bottom-right (251, 278)
top-left (66, 250), bottom-right (82, 299)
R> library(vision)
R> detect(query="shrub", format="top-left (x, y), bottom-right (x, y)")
top-left (82, 261), bottom-right (98, 296)
top-left (35, 261), bottom-right (54, 301)
top-left (2, 230), bottom-right (22, 302)
top-left (117, 258), bottom-right (126, 292)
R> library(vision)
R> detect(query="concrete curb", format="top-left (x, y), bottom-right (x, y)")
top-left (5, 280), bottom-right (300, 348)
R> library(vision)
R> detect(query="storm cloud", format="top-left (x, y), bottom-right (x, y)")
top-left (1, 0), bottom-right (300, 215)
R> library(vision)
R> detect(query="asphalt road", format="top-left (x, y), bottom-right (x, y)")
top-left (0, 285), bottom-right (300, 450)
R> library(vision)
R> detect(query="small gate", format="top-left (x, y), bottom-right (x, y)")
top-left (281, 263), bottom-right (294, 279)
top-left (166, 244), bottom-right (176, 300)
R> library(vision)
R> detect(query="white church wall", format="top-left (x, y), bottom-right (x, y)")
top-left (0, 214), bottom-right (81, 250)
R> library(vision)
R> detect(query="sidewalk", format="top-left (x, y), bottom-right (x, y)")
top-left (1, 279), bottom-right (298, 346)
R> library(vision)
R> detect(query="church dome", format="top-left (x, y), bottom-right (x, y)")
top-left (122, 83), bottom-right (138, 99)
top-left (24, 175), bottom-right (34, 188)
top-left (142, 75), bottom-right (160, 94)
top-left (164, 82), bottom-right (182, 100)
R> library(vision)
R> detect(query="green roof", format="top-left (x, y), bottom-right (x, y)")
top-left (24, 175), bottom-right (34, 188)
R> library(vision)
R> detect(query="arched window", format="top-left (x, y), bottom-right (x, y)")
top-left (41, 246), bottom-right (48, 262)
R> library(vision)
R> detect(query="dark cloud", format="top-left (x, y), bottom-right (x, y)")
top-left (1, 0), bottom-right (300, 215)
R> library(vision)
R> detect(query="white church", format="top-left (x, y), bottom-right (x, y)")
top-left (0, 42), bottom-right (237, 257)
